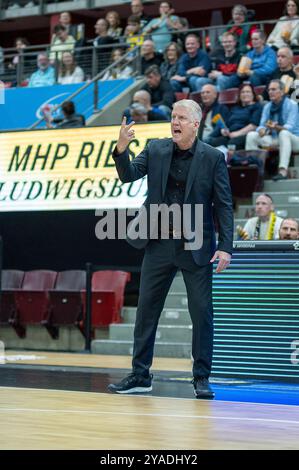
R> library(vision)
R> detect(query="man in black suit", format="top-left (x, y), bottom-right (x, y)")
top-left (108, 99), bottom-right (233, 398)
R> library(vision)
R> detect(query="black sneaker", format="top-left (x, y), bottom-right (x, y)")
top-left (192, 377), bottom-right (215, 399)
top-left (108, 373), bottom-right (153, 394)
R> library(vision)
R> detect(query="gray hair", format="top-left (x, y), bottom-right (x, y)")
top-left (232, 4), bottom-right (247, 16)
top-left (269, 79), bottom-right (286, 92)
top-left (173, 99), bottom-right (202, 122)
top-left (130, 102), bottom-right (148, 115)
top-left (278, 46), bottom-right (294, 58)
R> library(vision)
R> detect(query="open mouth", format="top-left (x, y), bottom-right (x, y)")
top-left (173, 129), bottom-right (181, 135)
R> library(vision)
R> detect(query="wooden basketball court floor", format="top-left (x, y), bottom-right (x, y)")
top-left (0, 351), bottom-right (299, 450)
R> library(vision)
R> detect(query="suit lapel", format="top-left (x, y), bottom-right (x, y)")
top-left (184, 139), bottom-right (204, 202)
top-left (161, 139), bottom-right (174, 198)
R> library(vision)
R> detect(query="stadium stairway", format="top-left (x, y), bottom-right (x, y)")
top-left (87, 77), bottom-right (145, 127)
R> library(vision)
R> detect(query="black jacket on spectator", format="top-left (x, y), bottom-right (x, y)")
top-left (54, 114), bottom-right (86, 129)
top-left (141, 53), bottom-right (164, 74)
top-left (210, 49), bottom-right (241, 76)
top-left (160, 61), bottom-right (180, 81)
top-left (142, 78), bottom-right (175, 109)
top-left (211, 102), bottom-right (262, 137)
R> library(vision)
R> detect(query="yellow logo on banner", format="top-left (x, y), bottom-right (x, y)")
top-left (0, 122), bottom-right (171, 212)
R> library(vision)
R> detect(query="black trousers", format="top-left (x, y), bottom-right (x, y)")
top-left (132, 238), bottom-right (214, 379)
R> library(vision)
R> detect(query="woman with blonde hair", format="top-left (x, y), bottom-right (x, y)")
top-left (106, 11), bottom-right (123, 38)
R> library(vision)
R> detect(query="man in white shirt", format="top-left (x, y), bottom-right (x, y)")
top-left (242, 194), bottom-right (283, 240)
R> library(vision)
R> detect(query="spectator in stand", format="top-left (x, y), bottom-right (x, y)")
top-left (124, 16), bottom-right (145, 50)
top-left (93, 18), bottom-right (115, 49)
top-left (246, 79), bottom-right (299, 181)
top-left (208, 32), bottom-right (241, 90)
top-left (160, 42), bottom-right (182, 81)
top-left (198, 84), bottom-right (229, 143)
top-left (274, 47), bottom-right (296, 80)
top-left (129, 102), bottom-right (150, 122)
top-left (140, 40), bottom-right (163, 74)
top-left (57, 51), bottom-right (84, 84)
top-left (101, 48), bottom-right (133, 80)
top-left (93, 18), bottom-right (116, 71)
top-left (142, 65), bottom-right (175, 119)
top-left (240, 194), bottom-right (283, 240)
top-left (123, 90), bottom-right (167, 122)
top-left (143, 2), bottom-right (179, 53)
top-left (7, 37), bottom-right (36, 81)
top-left (56, 11), bottom-right (82, 41)
top-left (207, 83), bottom-right (262, 149)
top-left (222, 30), bottom-right (277, 88)
top-left (263, 47), bottom-right (297, 99)
top-left (48, 101), bottom-right (85, 129)
top-left (8, 37), bottom-right (28, 71)
top-left (169, 16), bottom-right (190, 48)
top-left (267, 0), bottom-right (299, 50)
top-left (171, 34), bottom-right (211, 92)
top-left (28, 53), bottom-right (55, 87)
top-left (49, 25), bottom-right (76, 62)
top-left (279, 218), bottom-right (299, 239)
top-left (128, 89), bottom-right (168, 121)
top-left (130, 0), bottom-right (151, 30)
top-left (222, 4), bottom-right (257, 54)
top-left (106, 11), bottom-right (123, 39)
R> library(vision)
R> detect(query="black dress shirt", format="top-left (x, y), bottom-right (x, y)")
top-left (160, 139), bottom-right (197, 235)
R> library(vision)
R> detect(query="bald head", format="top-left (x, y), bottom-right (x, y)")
top-left (141, 40), bottom-right (155, 58)
top-left (133, 90), bottom-right (152, 109)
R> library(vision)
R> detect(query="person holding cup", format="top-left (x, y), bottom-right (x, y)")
top-left (267, 0), bottom-right (299, 50)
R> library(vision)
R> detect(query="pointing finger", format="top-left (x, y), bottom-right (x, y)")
top-left (121, 116), bottom-right (127, 127)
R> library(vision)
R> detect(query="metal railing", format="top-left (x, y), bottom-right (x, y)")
top-left (28, 43), bottom-right (142, 129)
top-left (0, 41), bottom-right (138, 87)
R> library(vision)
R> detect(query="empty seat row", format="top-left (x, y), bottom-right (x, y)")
top-left (0, 269), bottom-right (131, 338)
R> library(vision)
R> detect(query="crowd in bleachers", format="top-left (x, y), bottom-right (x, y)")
top-left (1, 1), bottom-right (299, 214)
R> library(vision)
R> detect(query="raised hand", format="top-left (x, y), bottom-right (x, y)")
top-left (116, 117), bottom-right (136, 153)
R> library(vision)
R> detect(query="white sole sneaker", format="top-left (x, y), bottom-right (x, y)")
top-left (115, 386), bottom-right (153, 394)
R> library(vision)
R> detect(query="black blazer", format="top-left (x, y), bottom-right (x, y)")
top-left (113, 138), bottom-right (234, 266)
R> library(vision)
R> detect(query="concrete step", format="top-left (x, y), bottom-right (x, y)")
top-left (288, 167), bottom-right (299, 179)
top-left (122, 306), bottom-right (190, 325)
top-left (263, 178), bottom-right (299, 192)
top-left (164, 293), bottom-right (189, 308)
top-left (91, 339), bottom-right (191, 358)
top-left (236, 204), bottom-right (299, 219)
top-left (253, 191), bottom-right (299, 205)
top-left (109, 323), bottom-right (192, 342)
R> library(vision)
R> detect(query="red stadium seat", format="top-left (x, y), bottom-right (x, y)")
top-left (82, 270), bottom-right (131, 328)
top-left (189, 91), bottom-right (201, 104)
top-left (254, 85), bottom-right (266, 96)
top-left (175, 91), bottom-right (189, 101)
top-left (0, 270), bottom-right (24, 325)
top-left (228, 166), bottom-right (263, 198)
top-left (218, 88), bottom-right (239, 105)
top-left (293, 55), bottom-right (299, 65)
top-left (47, 270), bottom-right (86, 332)
top-left (14, 270), bottom-right (57, 332)
top-left (228, 150), bottom-right (266, 198)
